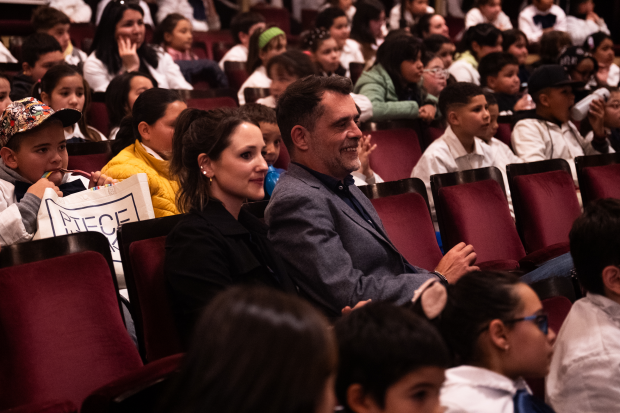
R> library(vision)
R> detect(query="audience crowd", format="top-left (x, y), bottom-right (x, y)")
top-left (1, 0), bottom-right (620, 411)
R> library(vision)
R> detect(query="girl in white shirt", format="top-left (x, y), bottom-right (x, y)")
top-left (238, 27), bottom-right (287, 105)
top-left (584, 32), bottom-right (619, 88)
top-left (83, 1), bottom-right (192, 93)
top-left (465, 0), bottom-right (512, 31)
top-left (436, 271), bottom-right (558, 413)
top-left (449, 23), bottom-right (502, 85)
top-left (566, 0), bottom-right (609, 47)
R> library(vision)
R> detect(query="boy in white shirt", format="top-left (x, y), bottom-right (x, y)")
top-left (218, 12), bottom-right (266, 71)
top-left (547, 198), bottom-right (620, 412)
top-left (465, 0), bottom-right (512, 31)
top-left (518, 0), bottom-right (567, 43)
top-left (32, 6), bottom-right (88, 67)
top-left (511, 64), bottom-right (613, 185)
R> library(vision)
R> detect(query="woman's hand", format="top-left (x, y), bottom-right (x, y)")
top-left (117, 37), bottom-right (140, 73)
top-left (418, 104), bottom-right (436, 123)
top-left (88, 171), bottom-right (118, 189)
top-left (357, 134), bottom-right (377, 178)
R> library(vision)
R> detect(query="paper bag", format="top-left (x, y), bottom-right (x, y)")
top-left (34, 173), bottom-right (155, 288)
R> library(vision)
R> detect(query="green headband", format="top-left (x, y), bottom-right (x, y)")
top-left (258, 27), bottom-right (285, 50)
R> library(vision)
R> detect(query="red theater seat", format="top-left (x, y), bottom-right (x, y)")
top-left (576, 153), bottom-right (620, 206)
top-left (368, 128), bottom-right (423, 182)
top-left (66, 141), bottom-right (113, 172)
top-left (274, 143), bottom-right (290, 170)
top-left (187, 96), bottom-right (238, 110)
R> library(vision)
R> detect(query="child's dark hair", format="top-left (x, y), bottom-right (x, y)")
top-left (112, 88), bottom-right (182, 157)
top-left (316, 7), bottom-right (347, 30)
top-left (266, 50), bottom-right (315, 80)
top-left (422, 51), bottom-right (438, 66)
top-left (475, 0), bottom-right (496, 5)
top-left (105, 72), bottom-right (157, 133)
top-left (31, 6), bottom-right (70, 31)
top-left (22, 33), bottom-right (62, 68)
top-left (230, 12), bottom-right (265, 45)
top-left (570, 198), bottom-right (620, 295)
top-left (334, 302), bottom-right (449, 412)
top-left (301, 28), bottom-right (331, 53)
top-left (91, 1), bottom-right (158, 75)
top-left (478, 51), bottom-right (519, 87)
top-left (31, 64), bottom-right (101, 142)
top-left (483, 90), bottom-right (498, 106)
top-left (153, 13), bottom-right (188, 46)
top-left (502, 29), bottom-right (528, 51)
top-left (423, 34), bottom-right (452, 54)
top-left (239, 103), bottom-right (277, 124)
top-left (439, 271), bottom-right (522, 364)
top-left (538, 31), bottom-right (571, 64)
top-left (458, 23), bottom-right (502, 59)
top-left (350, 0), bottom-right (384, 45)
top-left (583, 31), bottom-right (613, 54)
top-left (246, 26), bottom-right (286, 74)
top-left (438, 82), bottom-right (485, 121)
top-left (411, 13), bottom-right (440, 38)
top-left (376, 35), bottom-right (426, 101)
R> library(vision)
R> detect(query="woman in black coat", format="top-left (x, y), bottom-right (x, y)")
top-left (165, 107), bottom-right (296, 345)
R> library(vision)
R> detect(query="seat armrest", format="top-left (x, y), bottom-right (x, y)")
top-left (519, 242), bottom-right (571, 272)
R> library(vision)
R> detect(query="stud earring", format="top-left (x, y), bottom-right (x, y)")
top-left (202, 171), bottom-right (207, 175)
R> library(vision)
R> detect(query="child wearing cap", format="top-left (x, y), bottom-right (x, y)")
top-left (238, 26), bottom-right (287, 105)
top-left (511, 64), bottom-right (614, 184)
top-left (0, 98), bottom-right (115, 246)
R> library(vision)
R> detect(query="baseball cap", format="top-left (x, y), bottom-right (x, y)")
top-left (528, 65), bottom-right (584, 97)
top-left (0, 97), bottom-right (81, 147)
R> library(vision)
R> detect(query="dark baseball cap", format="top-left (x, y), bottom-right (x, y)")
top-left (528, 65), bottom-right (584, 97)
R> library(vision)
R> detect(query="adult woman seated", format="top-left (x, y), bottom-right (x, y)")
top-left (84, 0), bottom-right (192, 92)
top-left (102, 88), bottom-right (187, 217)
top-left (164, 107), bottom-right (297, 346)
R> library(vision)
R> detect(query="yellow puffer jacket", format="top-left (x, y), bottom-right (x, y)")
top-left (102, 140), bottom-right (179, 217)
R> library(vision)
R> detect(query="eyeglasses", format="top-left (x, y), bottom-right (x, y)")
top-left (504, 313), bottom-right (549, 335)
top-left (423, 68), bottom-right (450, 79)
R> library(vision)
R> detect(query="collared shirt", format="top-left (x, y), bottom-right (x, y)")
top-left (546, 293), bottom-right (620, 412)
top-left (441, 365), bottom-right (532, 413)
top-left (465, 7), bottom-right (513, 30)
top-left (518, 4), bottom-right (567, 43)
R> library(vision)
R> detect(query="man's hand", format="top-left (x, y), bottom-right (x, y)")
top-left (88, 171), bottom-right (118, 189)
top-left (341, 299), bottom-right (372, 316)
top-left (118, 37), bottom-right (140, 72)
top-left (434, 242), bottom-right (480, 283)
top-left (27, 178), bottom-right (62, 199)
top-left (357, 134), bottom-right (377, 178)
top-left (419, 104), bottom-right (436, 123)
top-left (588, 99), bottom-right (607, 141)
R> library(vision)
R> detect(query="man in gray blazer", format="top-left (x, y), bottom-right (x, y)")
top-left (265, 76), bottom-right (479, 317)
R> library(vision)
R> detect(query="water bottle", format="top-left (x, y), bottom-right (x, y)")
top-left (571, 88), bottom-right (610, 121)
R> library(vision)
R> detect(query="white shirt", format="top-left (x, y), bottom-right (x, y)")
top-left (352, 171), bottom-right (384, 186)
top-left (256, 95), bottom-right (276, 108)
top-left (64, 123), bottom-right (107, 143)
top-left (50, 0), bottom-right (92, 23)
top-left (411, 126), bottom-right (517, 226)
top-left (518, 4), bottom-right (567, 43)
top-left (441, 365), bottom-right (532, 413)
top-left (567, 15), bottom-right (610, 47)
top-left (511, 118), bottom-right (614, 185)
top-left (547, 293), bottom-right (620, 413)
top-left (388, 4), bottom-right (434, 30)
top-left (156, 0), bottom-right (208, 31)
top-left (341, 38), bottom-right (365, 79)
top-left (96, 0), bottom-right (154, 27)
top-left (448, 59), bottom-right (480, 85)
top-left (465, 8), bottom-right (513, 30)
top-left (447, 0), bottom-right (465, 18)
top-left (108, 127), bottom-right (119, 141)
top-left (0, 42), bottom-right (17, 63)
top-left (238, 65), bottom-right (271, 106)
top-left (218, 44), bottom-right (249, 71)
top-left (608, 64), bottom-right (620, 87)
top-left (83, 49), bottom-right (193, 93)
top-left (65, 47), bottom-right (88, 67)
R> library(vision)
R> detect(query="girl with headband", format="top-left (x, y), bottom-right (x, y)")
top-left (238, 26), bottom-right (287, 105)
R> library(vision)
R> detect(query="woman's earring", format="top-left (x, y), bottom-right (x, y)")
top-left (202, 171), bottom-right (207, 175)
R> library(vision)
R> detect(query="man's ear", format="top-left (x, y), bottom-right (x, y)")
top-left (22, 62), bottom-right (32, 77)
top-left (488, 319), bottom-right (510, 351)
top-left (290, 125), bottom-right (310, 152)
top-left (346, 384), bottom-right (375, 413)
top-left (0, 147), bottom-right (18, 170)
top-left (487, 75), bottom-right (498, 91)
top-left (138, 121), bottom-right (150, 142)
top-left (197, 153), bottom-right (215, 178)
top-left (602, 265), bottom-right (620, 297)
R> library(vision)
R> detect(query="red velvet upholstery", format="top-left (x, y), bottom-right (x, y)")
top-left (512, 170), bottom-right (581, 252)
top-left (542, 296), bottom-right (572, 335)
top-left (370, 192), bottom-right (443, 271)
top-left (349, 62), bottom-right (365, 86)
top-left (0, 252), bottom-right (143, 410)
top-left (251, 6), bottom-right (291, 34)
top-left (2, 400), bottom-right (77, 413)
top-left (193, 31), bottom-right (234, 60)
top-left (445, 16), bottom-right (465, 41)
top-left (583, 164), bottom-right (620, 201)
top-left (67, 152), bottom-right (111, 173)
top-left (212, 42), bottom-right (233, 61)
top-left (302, 9), bottom-right (319, 31)
top-left (436, 179), bottom-right (526, 263)
top-left (86, 101), bottom-right (109, 137)
top-left (129, 237), bottom-right (183, 362)
top-left (69, 23), bottom-right (95, 52)
top-left (187, 97), bottom-right (237, 110)
top-left (495, 123), bottom-right (512, 149)
top-left (273, 143), bottom-right (290, 170)
top-left (224, 61), bottom-right (249, 92)
top-left (368, 128), bottom-right (422, 182)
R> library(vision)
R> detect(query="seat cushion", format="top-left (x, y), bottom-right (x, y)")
top-left (583, 164), bottom-right (620, 201)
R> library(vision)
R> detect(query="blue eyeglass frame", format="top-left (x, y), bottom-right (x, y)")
top-left (505, 313), bottom-right (549, 335)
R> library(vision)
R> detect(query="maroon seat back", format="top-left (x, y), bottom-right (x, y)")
top-left (187, 96), bottom-right (238, 110)
top-left (251, 6), bottom-right (291, 34)
top-left (86, 101), bottom-right (110, 137)
top-left (511, 170), bottom-right (581, 252)
top-left (0, 252), bottom-right (142, 410)
top-left (433, 176), bottom-right (525, 263)
top-left (368, 128), bottom-right (422, 182)
top-left (69, 23), bottom-right (95, 52)
top-left (193, 30), bottom-right (234, 60)
top-left (495, 123), bottom-right (512, 148)
top-left (244, 87), bottom-right (270, 104)
top-left (349, 62), bottom-right (364, 85)
top-left (445, 16), bottom-right (464, 41)
top-left (66, 141), bottom-right (113, 172)
top-left (583, 163), bottom-right (620, 200)
top-left (274, 142), bottom-right (290, 170)
top-left (224, 61), bottom-right (249, 91)
top-left (128, 237), bottom-right (183, 362)
top-left (7, 399), bottom-right (78, 413)
top-left (212, 41), bottom-right (233, 61)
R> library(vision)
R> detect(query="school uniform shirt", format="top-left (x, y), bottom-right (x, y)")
top-left (238, 65), bottom-right (270, 106)
top-left (448, 51), bottom-right (480, 85)
top-left (511, 116), bottom-right (615, 185)
top-left (388, 4), bottom-right (434, 30)
top-left (567, 15), bottom-right (610, 47)
top-left (256, 95), bottom-right (276, 108)
top-left (465, 7), bottom-right (513, 30)
top-left (96, 0), bottom-right (154, 26)
top-left (518, 4), bottom-right (567, 43)
top-left (411, 126), bottom-right (517, 226)
top-left (156, 0), bottom-right (209, 31)
top-left (546, 293), bottom-right (620, 413)
top-left (83, 49), bottom-right (193, 92)
top-left (0, 41), bottom-right (17, 63)
top-left (64, 124), bottom-right (107, 144)
top-left (64, 43), bottom-right (88, 67)
top-left (590, 63), bottom-right (620, 88)
top-left (441, 365), bottom-right (534, 413)
top-left (341, 38), bottom-right (365, 79)
top-left (218, 44), bottom-right (248, 71)
top-left (49, 0), bottom-right (92, 23)
top-left (352, 171), bottom-right (384, 186)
